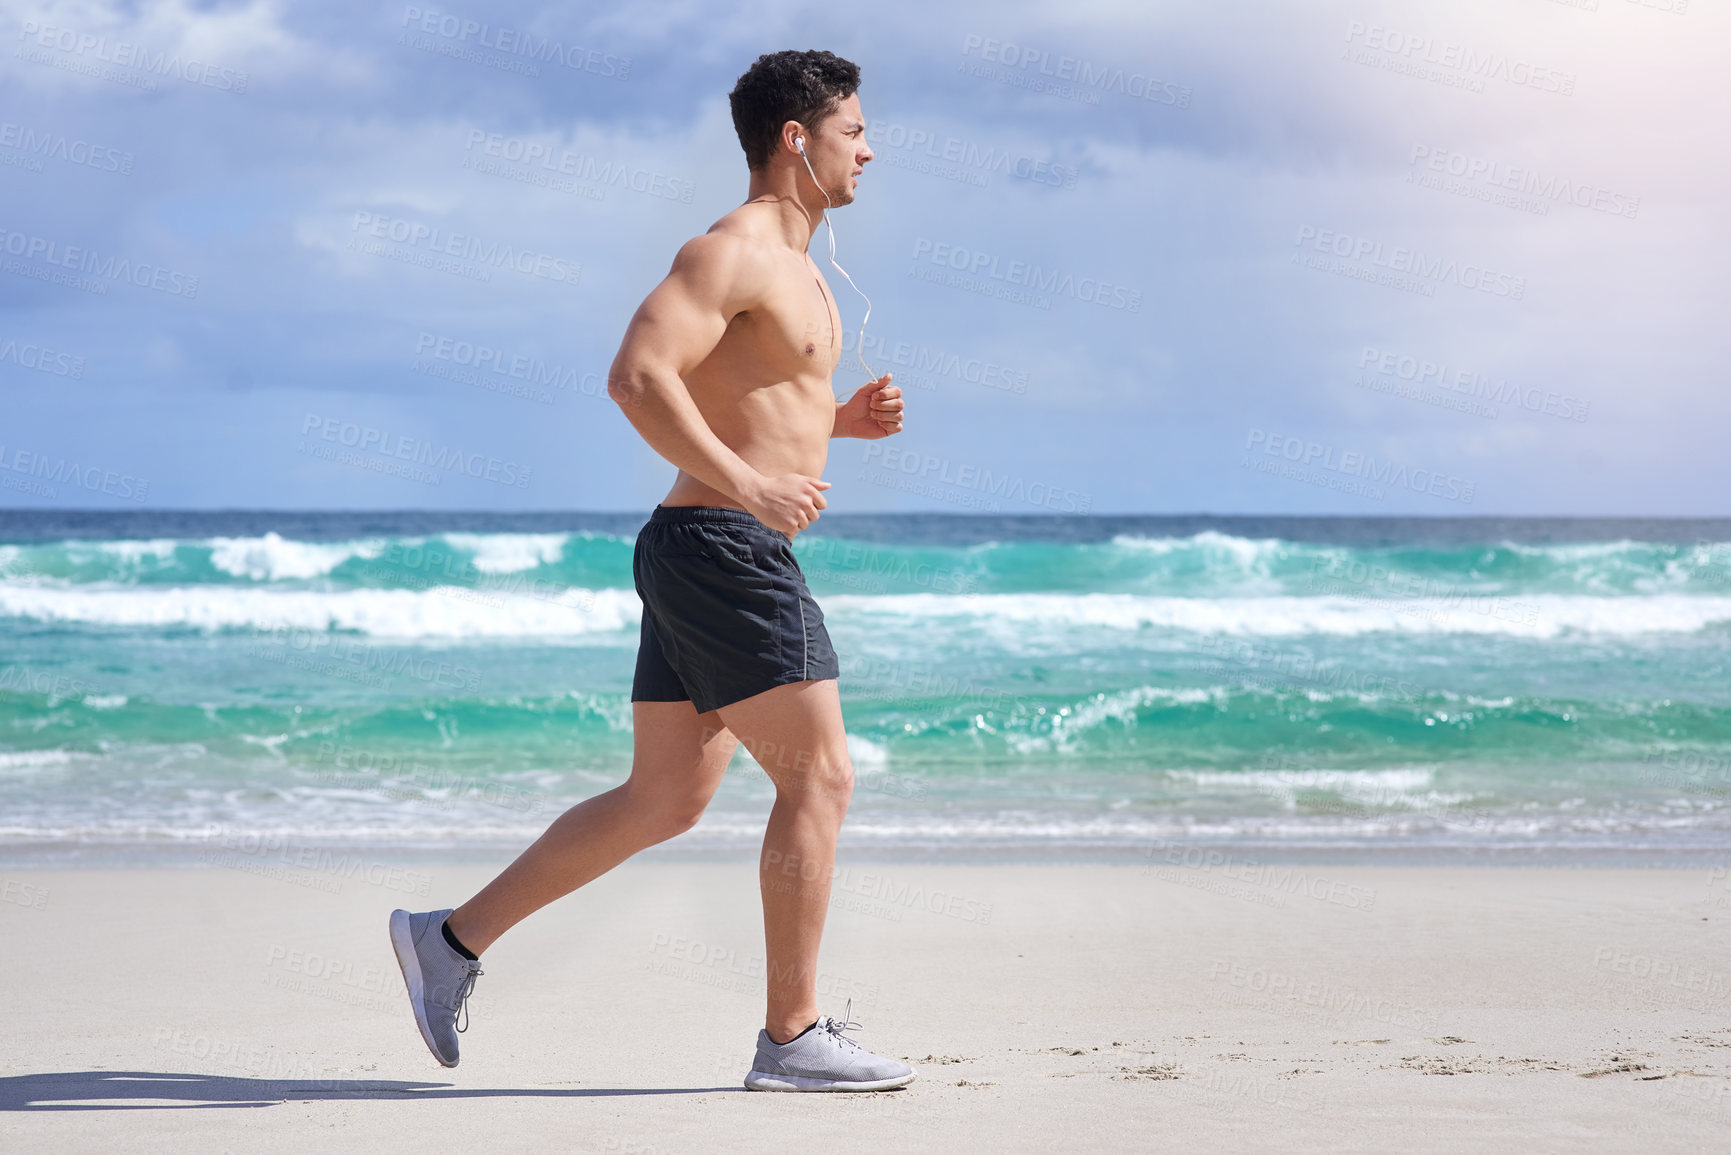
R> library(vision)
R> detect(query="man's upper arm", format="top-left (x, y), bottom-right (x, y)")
top-left (611, 234), bottom-right (755, 394)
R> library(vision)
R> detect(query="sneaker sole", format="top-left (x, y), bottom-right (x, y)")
top-left (389, 909), bottom-right (458, 1069)
top-left (743, 1069), bottom-right (916, 1092)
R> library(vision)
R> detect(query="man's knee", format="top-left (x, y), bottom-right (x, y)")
top-left (624, 781), bottom-right (712, 840)
top-left (778, 753), bottom-right (853, 809)
top-left (827, 757), bottom-right (855, 802)
top-left (658, 804), bottom-right (708, 839)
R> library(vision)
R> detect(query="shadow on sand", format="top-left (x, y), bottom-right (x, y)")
top-left (0, 1071), bottom-right (744, 1110)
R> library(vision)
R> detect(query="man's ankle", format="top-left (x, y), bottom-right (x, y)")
top-left (441, 916), bottom-right (480, 961)
top-left (765, 1018), bottom-right (820, 1046)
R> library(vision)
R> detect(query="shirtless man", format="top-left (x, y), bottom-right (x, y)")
top-left (388, 50), bottom-right (914, 1093)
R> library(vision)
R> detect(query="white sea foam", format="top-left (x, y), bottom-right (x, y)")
top-left (3, 585), bottom-right (1729, 640)
top-left (3, 807), bottom-right (1721, 847)
top-left (0, 584), bottom-right (640, 638)
top-left (1107, 531), bottom-right (1295, 592)
top-left (208, 533), bottom-right (385, 581)
top-left (0, 749), bottom-right (75, 773)
top-left (56, 538), bottom-right (182, 577)
top-left (1004, 686), bottom-right (1213, 753)
top-left (1505, 540), bottom-right (1648, 561)
top-left (825, 592), bottom-right (1731, 640)
top-left (1111, 530), bottom-right (1287, 568)
top-left (1168, 767), bottom-right (1471, 811)
top-left (6, 793), bottom-right (1729, 849)
top-left (87, 538), bottom-right (181, 563)
top-left (1179, 768), bottom-right (1435, 792)
top-left (847, 732), bottom-right (890, 768)
top-left (443, 532), bottom-right (569, 573)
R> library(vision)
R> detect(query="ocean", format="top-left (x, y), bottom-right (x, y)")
top-left (3, 511), bottom-right (1730, 865)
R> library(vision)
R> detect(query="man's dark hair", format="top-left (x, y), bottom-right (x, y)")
top-left (728, 50), bottom-right (861, 171)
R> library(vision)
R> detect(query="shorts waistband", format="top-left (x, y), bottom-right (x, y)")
top-left (648, 504), bottom-right (771, 530)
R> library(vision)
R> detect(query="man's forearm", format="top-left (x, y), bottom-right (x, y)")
top-left (611, 366), bottom-right (763, 502)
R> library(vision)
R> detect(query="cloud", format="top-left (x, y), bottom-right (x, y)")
top-left (0, 0), bottom-right (1724, 513)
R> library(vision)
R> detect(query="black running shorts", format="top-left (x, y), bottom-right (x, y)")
top-left (631, 505), bottom-right (840, 715)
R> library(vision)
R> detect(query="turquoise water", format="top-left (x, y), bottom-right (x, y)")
top-left (3, 513), bottom-right (1730, 860)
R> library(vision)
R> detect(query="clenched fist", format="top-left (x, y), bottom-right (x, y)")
top-left (835, 375), bottom-right (904, 439)
top-left (745, 473), bottom-right (830, 536)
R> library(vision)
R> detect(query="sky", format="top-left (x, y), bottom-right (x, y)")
top-left (0, 0), bottom-right (1725, 515)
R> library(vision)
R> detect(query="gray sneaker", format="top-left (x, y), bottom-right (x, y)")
top-left (744, 1000), bottom-right (916, 1092)
top-left (389, 908), bottom-right (483, 1068)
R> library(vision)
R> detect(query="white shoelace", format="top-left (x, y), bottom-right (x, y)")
top-left (452, 963), bottom-right (483, 1034)
top-left (819, 998), bottom-right (864, 1050)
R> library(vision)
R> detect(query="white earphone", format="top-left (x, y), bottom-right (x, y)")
top-left (792, 127), bottom-right (875, 381)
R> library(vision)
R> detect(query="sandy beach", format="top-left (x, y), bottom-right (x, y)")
top-left (3, 858), bottom-right (1728, 1152)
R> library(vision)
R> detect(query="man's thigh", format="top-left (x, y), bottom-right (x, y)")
top-left (628, 700), bottom-right (739, 808)
top-left (713, 680), bottom-right (851, 799)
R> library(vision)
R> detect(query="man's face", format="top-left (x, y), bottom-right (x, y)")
top-left (806, 93), bottom-right (872, 206)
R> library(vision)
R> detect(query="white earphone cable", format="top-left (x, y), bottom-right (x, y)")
top-left (797, 140), bottom-right (876, 382)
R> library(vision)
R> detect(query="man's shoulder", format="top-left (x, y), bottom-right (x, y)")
top-left (684, 207), bottom-right (782, 262)
top-left (667, 213), bottom-right (781, 299)
top-left (671, 228), bottom-right (754, 269)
